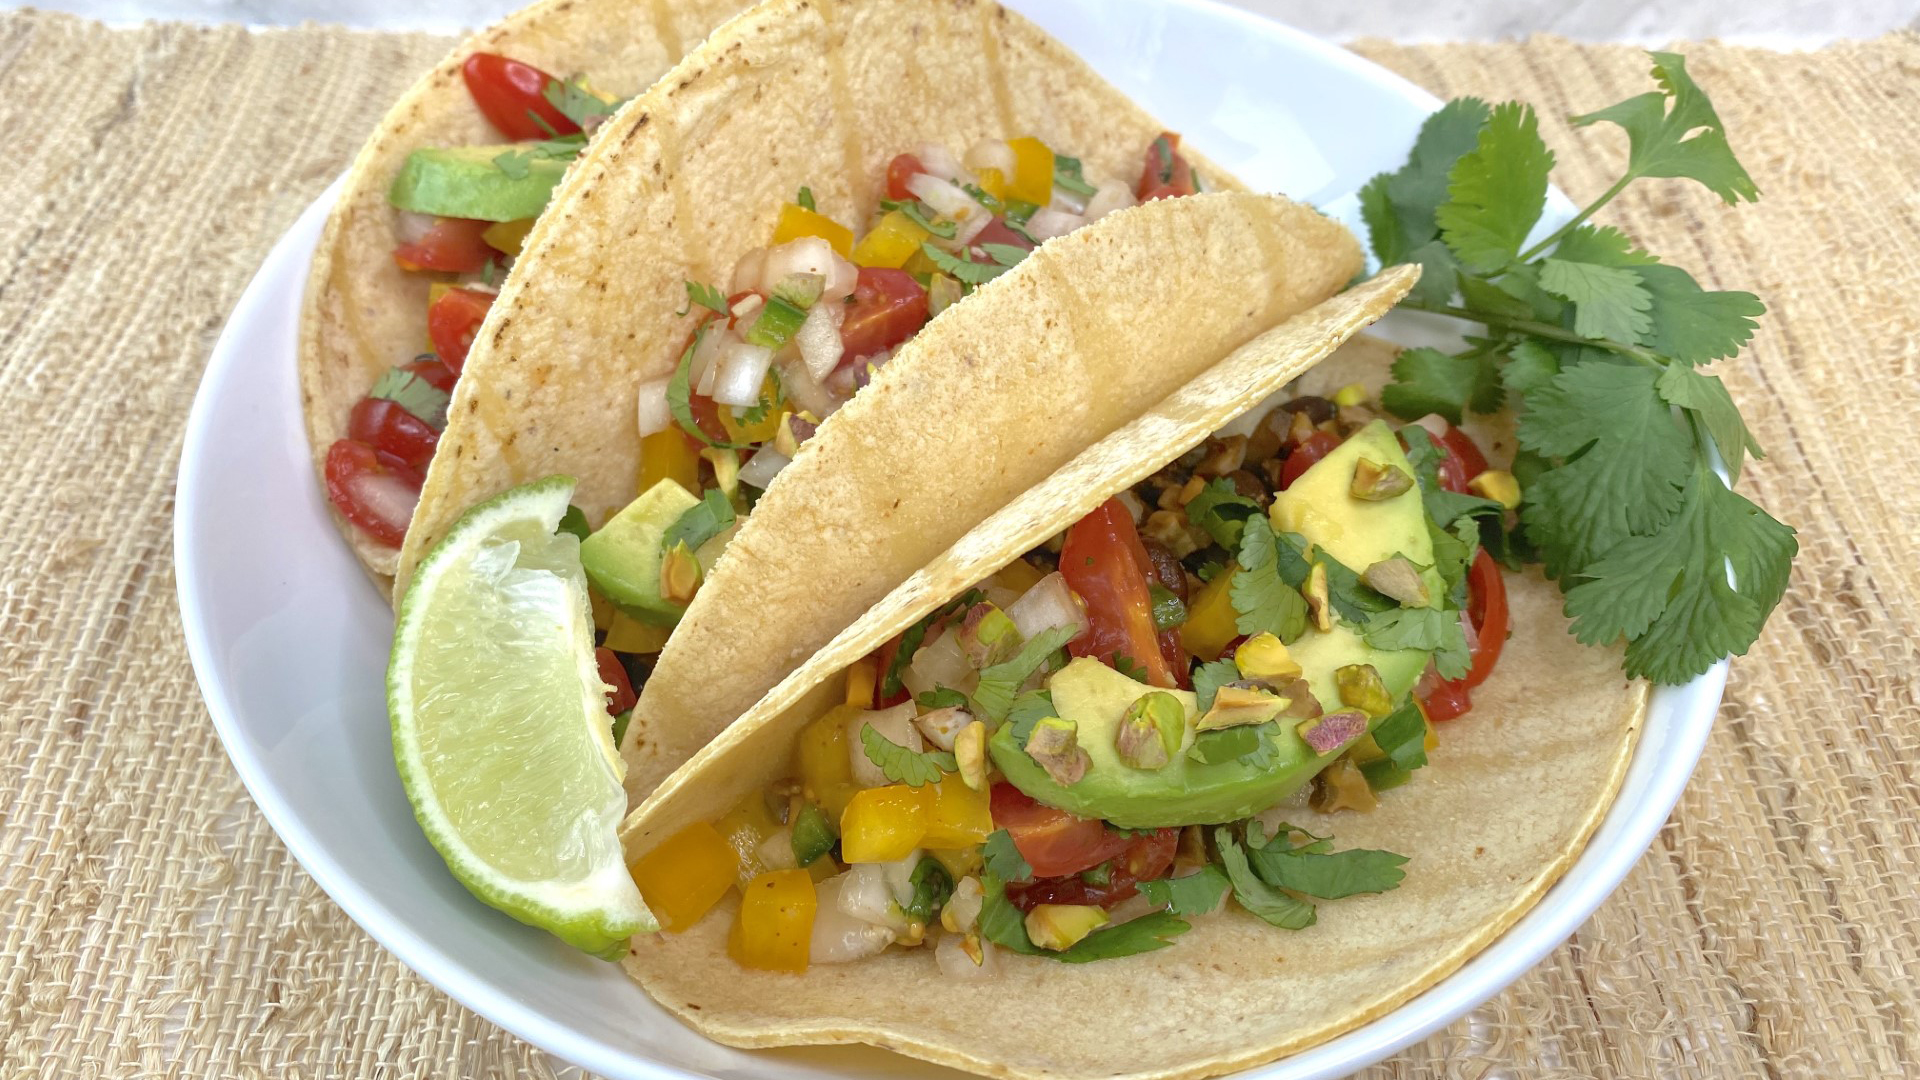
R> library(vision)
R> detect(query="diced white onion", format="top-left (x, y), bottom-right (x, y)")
top-left (1412, 413), bottom-right (1451, 439)
top-left (812, 875), bottom-right (896, 963)
top-left (778, 357), bottom-right (840, 419)
top-left (761, 237), bottom-right (858, 302)
top-left (1115, 489), bottom-right (1147, 523)
top-left (935, 932), bottom-right (997, 979)
top-left (914, 142), bottom-right (965, 182)
top-left (393, 211), bottom-right (437, 244)
top-left (756, 827), bottom-right (798, 872)
top-left (691, 325), bottom-right (728, 396)
top-left (1025, 207), bottom-right (1085, 241)
top-left (1006, 572), bottom-right (1089, 643)
top-left (730, 293), bottom-right (764, 320)
top-left (710, 340), bottom-right (775, 407)
top-left (838, 862), bottom-right (911, 932)
top-left (730, 248), bottom-right (767, 295)
top-left (907, 172), bottom-right (987, 229)
top-left (914, 706), bottom-right (972, 752)
top-left (846, 702), bottom-right (921, 788)
top-left (1084, 179), bottom-right (1137, 223)
top-left (901, 628), bottom-right (974, 702)
top-left (1048, 185), bottom-right (1089, 216)
top-left (963, 138), bottom-right (1015, 176)
top-left (943, 876), bottom-right (985, 933)
top-left (737, 448), bottom-right (791, 490)
top-left (796, 300), bottom-right (845, 380)
top-left (635, 376), bottom-right (673, 437)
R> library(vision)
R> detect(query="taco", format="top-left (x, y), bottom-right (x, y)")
top-left (387, 0), bottom-right (1370, 801)
top-left (617, 308), bottom-right (1647, 1080)
top-left (300, 0), bottom-right (747, 590)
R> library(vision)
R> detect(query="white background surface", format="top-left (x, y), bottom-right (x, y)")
top-left (13, 0), bottom-right (1920, 44)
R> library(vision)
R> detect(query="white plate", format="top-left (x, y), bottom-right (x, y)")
top-left (177, 3), bottom-right (1726, 1077)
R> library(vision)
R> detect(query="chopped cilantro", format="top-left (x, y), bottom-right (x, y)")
top-left (542, 75), bottom-right (621, 128)
top-left (1184, 478), bottom-right (1261, 549)
top-left (1052, 153), bottom-right (1097, 197)
top-left (796, 185), bottom-right (816, 212)
top-left (1110, 655), bottom-right (1152, 684)
top-left (1190, 658), bottom-right (1239, 713)
top-left (557, 504), bottom-right (590, 542)
top-left (680, 279), bottom-right (730, 316)
top-left (1246, 837), bottom-right (1408, 899)
top-left (1138, 866), bottom-right (1231, 915)
top-left (492, 149), bottom-right (532, 180)
top-left (1002, 690), bottom-right (1056, 744)
top-left (1214, 827), bottom-right (1315, 930)
top-left (1148, 584), bottom-right (1187, 631)
top-left (879, 198), bottom-right (958, 239)
top-left (1362, 607), bottom-right (1471, 679)
top-left (367, 367), bottom-right (450, 430)
top-left (982, 832), bottom-right (1032, 883)
top-left (1231, 518), bottom-right (1307, 642)
top-left (919, 242), bottom-right (1008, 288)
top-left (737, 367), bottom-right (782, 426)
top-left (1370, 698), bottom-right (1429, 773)
top-left (660, 488), bottom-right (735, 554)
top-left (904, 858), bottom-right (953, 923)
top-left (1051, 914), bottom-right (1190, 963)
top-left (916, 686), bottom-right (969, 710)
top-left (972, 624), bottom-right (1079, 723)
top-left (980, 243), bottom-right (1029, 268)
top-left (858, 723), bottom-right (956, 787)
top-left (1186, 725), bottom-right (1266, 766)
top-left (610, 708), bottom-right (631, 747)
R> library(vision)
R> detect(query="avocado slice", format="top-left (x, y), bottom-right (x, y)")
top-left (388, 144), bottom-right (568, 223)
top-left (989, 422), bottom-right (1438, 828)
top-left (580, 480), bottom-right (701, 626)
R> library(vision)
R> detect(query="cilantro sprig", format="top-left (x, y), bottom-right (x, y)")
top-left (1362, 51), bottom-right (1795, 684)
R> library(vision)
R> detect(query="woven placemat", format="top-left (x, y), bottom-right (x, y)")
top-left (2, 10), bottom-right (1913, 1077)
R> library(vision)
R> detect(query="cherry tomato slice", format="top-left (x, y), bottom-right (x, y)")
top-left (402, 356), bottom-right (459, 393)
top-left (1429, 423), bottom-right (1491, 494)
top-left (1004, 828), bottom-right (1178, 910)
top-left (991, 784), bottom-right (1132, 879)
top-left (324, 439), bottom-right (422, 547)
top-left (1137, 132), bottom-right (1197, 201)
top-left (427, 286), bottom-right (495, 374)
top-left (839, 267), bottom-right (928, 363)
top-left (1278, 430), bottom-right (1340, 490)
top-left (1060, 498), bottom-right (1179, 688)
top-left (596, 646), bottom-right (638, 715)
top-left (461, 53), bottom-right (580, 141)
top-left (347, 397), bottom-right (438, 470)
top-left (1422, 677), bottom-right (1473, 721)
top-left (885, 153), bottom-right (926, 201)
top-left (1462, 550), bottom-right (1508, 688)
top-left (393, 217), bottom-right (495, 273)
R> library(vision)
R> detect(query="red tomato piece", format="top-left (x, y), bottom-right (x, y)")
top-left (596, 647), bottom-right (638, 716)
top-left (324, 439), bottom-right (422, 547)
top-left (1430, 423), bottom-right (1491, 494)
top-left (1278, 430), bottom-right (1340, 490)
top-left (461, 53), bottom-right (580, 141)
top-left (1060, 498), bottom-right (1179, 688)
top-left (1463, 550), bottom-right (1508, 688)
top-left (1137, 132), bottom-right (1197, 201)
top-left (427, 286), bottom-right (495, 374)
top-left (839, 267), bottom-right (928, 362)
top-left (1004, 829), bottom-right (1178, 910)
top-left (1422, 676), bottom-right (1473, 722)
top-left (347, 397), bottom-right (438, 470)
top-left (885, 153), bottom-right (926, 201)
top-left (392, 217), bottom-right (495, 274)
top-left (402, 356), bottom-right (459, 393)
top-left (970, 217), bottom-right (1035, 255)
top-left (868, 638), bottom-right (911, 709)
top-left (990, 784), bottom-right (1133, 879)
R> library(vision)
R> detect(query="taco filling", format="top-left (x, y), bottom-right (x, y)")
top-left (631, 395), bottom-right (1516, 973)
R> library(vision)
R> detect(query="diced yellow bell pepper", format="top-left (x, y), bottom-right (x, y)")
top-left (637, 429), bottom-right (700, 496)
top-left (1181, 567), bottom-right (1241, 661)
top-left (929, 846), bottom-right (984, 881)
top-left (845, 658), bottom-right (878, 709)
top-left (631, 822), bottom-right (737, 932)
top-left (976, 166), bottom-right (1012, 203)
top-left (1418, 699), bottom-right (1439, 752)
top-left (852, 209), bottom-right (932, 269)
top-left (605, 610), bottom-right (671, 653)
top-left (482, 217), bottom-right (536, 256)
top-left (715, 791), bottom-right (783, 889)
top-left (772, 203), bottom-right (853, 257)
top-left (589, 590), bottom-right (616, 632)
top-left (840, 784), bottom-right (933, 863)
top-left (796, 705), bottom-right (862, 822)
top-left (718, 375), bottom-right (785, 444)
top-left (991, 558), bottom-right (1046, 597)
top-left (1006, 136), bottom-right (1055, 206)
top-left (728, 869), bottom-right (816, 973)
top-left (922, 772), bottom-right (993, 849)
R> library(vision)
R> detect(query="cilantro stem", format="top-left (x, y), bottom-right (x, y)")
top-left (1398, 299), bottom-right (1665, 367)
top-left (1515, 173), bottom-right (1634, 263)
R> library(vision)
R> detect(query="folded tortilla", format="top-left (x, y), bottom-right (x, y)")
top-left (617, 308), bottom-right (1648, 1080)
top-left (299, 0), bottom-right (746, 590)
top-left (388, 0), bottom-right (1369, 802)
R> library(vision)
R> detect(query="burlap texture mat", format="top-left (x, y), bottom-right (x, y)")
top-left (1, 9), bottom-right (1913, 1077)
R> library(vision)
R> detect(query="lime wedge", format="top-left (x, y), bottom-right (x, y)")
top-left (388, 476), bottom-right (655, 958)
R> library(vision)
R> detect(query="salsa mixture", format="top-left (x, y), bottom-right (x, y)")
top-left (631, 393), bottom-right (1518, 974)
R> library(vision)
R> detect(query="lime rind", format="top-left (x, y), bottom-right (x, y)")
top-left (389, 476), bottom-right (657, 958)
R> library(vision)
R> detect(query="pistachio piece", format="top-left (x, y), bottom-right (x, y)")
top-left (1335, 664), bottom-right (1393, 716)
top-left (1142, 509), bottom-right (1201, 558)
top-left (1195, 434), bottom-right (1249, 478)
top-left (954, 720), bottom-right (989, 791)
top-left (1234, 632), bottom-right (1302, 680)
top-left (1304, 562), bottom-right (1333, 632)
top-left (1297, 708), bottom-right (1370, 755)
top-left (915, 706), bottom-right (973, 752)
top-left (1024, 716), bottom-right (1090, 787)
top-left (1350, 457), bottom-right (1414, 501)
top-left (1024, 904), bottom-right (1109, 951)
top-left (1287, 409), bottom-right (1318, 447)
top-left (1363, 556), bottom-right (1430, 608)
top-left (1331, 382), bottom-right (1369, 407)
top-left (1469, 468), bottom-right (1522, 509)
top-left (1196, 684), bottom-right (1286, 731)
top-left (701, 447), bottom-right (741, 499)
top-left (659, 541), bottom-right (703, 605)
top-left (958, 603), bottom-right (1022, 667)
top-left (1116, 691), bottom-right (1186, 769)
top-left (1310, 756), bottom-right (1379, 813)
top-left (1270, 676), bottom-right (1323, 720)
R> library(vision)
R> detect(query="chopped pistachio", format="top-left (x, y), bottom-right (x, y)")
top-left (1270, 676), bottom-right (1323, 720)
top-left (915, 706), bottom-right (973, 751)
top-left (701, 446), bottom-right (740, 499)
top-left (1331, 382), bottom-right (1369, 407)
top-left (1024, 904), bottom-right (1109, 951)
top-left (1234, 632), bottom-right (1302, 680)
top-left (1363, 556), bottom-right (1431, 608)
top-left (954, 720), bottom-right (989, 791)
top-left (1196, 684), bottom-right (1286, 731)
top-left (1025, 716), bottom-right (1090, 786)
top-left (773, 412), bottom-right (804, 458)
top-left (1116, 691), bottom-right (1186, 769)
top-left (1469, 468), bottom-right (1522, 509)
top-left (1195, 435), bottom-right (1248, 478)
top-left (1310, 756), bottom-right (1378, 813)
top-left (1297, 708), bottom-right (1369, 755)
top-left (1304, 562), bottom-right (1333, 632)
top-left (1350, 457), bottom-right (1414, 501)
top-left (1176, 475), bottom-right (1207, 506)
top-left (958, 603), bottom-right (1022, 666)
top-left (1335, 664), bottom-right (1393, 716)
top-left (959, 930), bottom-right (986, 966)
top-left (1142, 509), bottom-right (1201, 558)
top-left (659, 541), bottom-right (702, 605)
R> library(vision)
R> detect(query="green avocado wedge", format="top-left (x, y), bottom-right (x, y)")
top-left (579, 478), bottom-right (703, 625)
top-left (389, 144), bottom-right (569, 223)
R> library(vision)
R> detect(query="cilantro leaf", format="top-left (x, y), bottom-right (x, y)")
top-left (1215, 828), bottom-right (1315, 930)
top-left (1500, 339), bottom-right (1562, 396)
top-left (1138, 866), bottom-right (1231, 916)
top-left (367, 367), bottom-right (450, 430)
top-left (1111, 654), bottom-right (1152, 684)
top-left (1571, 51), bottom-right (1760, 205)
top-left (1003, 690), bottom-right (1056, 745)
top-left (1381, 346), bottom-right (1500, 425)
top-left (1551, 224), bottom-right (1660, 267)
top-left (610, 708), bottom-right (631, 746)
top-left (1370, 698), bottom-right (1430, 772)
top-left (1435, 101), bottom-right (1554, 273)
top-left (681, 280), bottom-right (729, 316)
top-left (919, 242), bottom-right (1008, 288)
top-left (796, 185), bottom-right (816, 212)
top-left (980, 243), bottom-right (1029, 268)
top-left (1359, 97), bottom-right (1492, 268)
top-left (1191, 658), bottom-right (1240, 713)
top-left (904, 858), bottom-right (952, 923)
top-left (879, 198), bottom-right (959, 239)
top-left (1363, 608), bottom-right (1471, 679)
top-left (1657, 366), bottom-right (1763, 481)
top-left (916, 686), bottom-right (969, 710)
top-left (977, 875), bottom-right (1038, 952)
top-left (1186, 724), bottom-right (1277, 767)
top-left (973, 625), bottom-right (1079, 723)
top-left (660, 488), bottom-right (735, 553)
top-left (666, 325), bottom-right (744, 448)
top-left (1232, 518), bottom-right (1308, 642)
top-left (1185, 478), bottom-right (1262, 549)
top-left (1053, 153), bottom-right (1097, 197)
top-left (492, 149), bottom-right (532, 180)
top-left (557, 504), bottom-right (590, 542)
top-left (542, 75), bottom-right (621, 128)
top-left (858, 723), bottom-right (956, 787)
top-left (1632, 264), bottom-right (1765, 365)
top-left (1539, 258), bottom-right (1653, 342)
top-left (1051, 913), bottom-right (1192, 963)
top-left (982, 832), bottom-right (1032, 883)
top-left (1247, 846), bottom-right (1408, 899)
